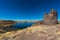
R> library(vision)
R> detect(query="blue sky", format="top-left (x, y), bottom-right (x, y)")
top-left (0, 0), bottom-right (60, 20)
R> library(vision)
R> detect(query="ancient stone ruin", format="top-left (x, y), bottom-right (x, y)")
top-left (41, 9), bottom-right (58, 25)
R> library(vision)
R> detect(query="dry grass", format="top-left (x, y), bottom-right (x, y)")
top-left (1, 23), bottom-right (60, 40)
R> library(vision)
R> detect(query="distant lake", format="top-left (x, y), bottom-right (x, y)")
top-left (11, 22), bottom-right (35, 29)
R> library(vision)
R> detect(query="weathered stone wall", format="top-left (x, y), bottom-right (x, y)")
top-left (43, 9), bottom-right (58, 25)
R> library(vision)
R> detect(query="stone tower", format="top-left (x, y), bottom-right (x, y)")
top-left (43, 9), bottom-right (58, 25)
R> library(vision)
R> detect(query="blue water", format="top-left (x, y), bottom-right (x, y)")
top-left (11, 22), bottom-right (35, 29)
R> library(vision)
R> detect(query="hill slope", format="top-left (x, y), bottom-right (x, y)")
top-left (0, 24), bottom-right (60, 40)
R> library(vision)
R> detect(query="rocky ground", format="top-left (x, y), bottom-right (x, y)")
top-left (0, 23), bottom-right (60, 40)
